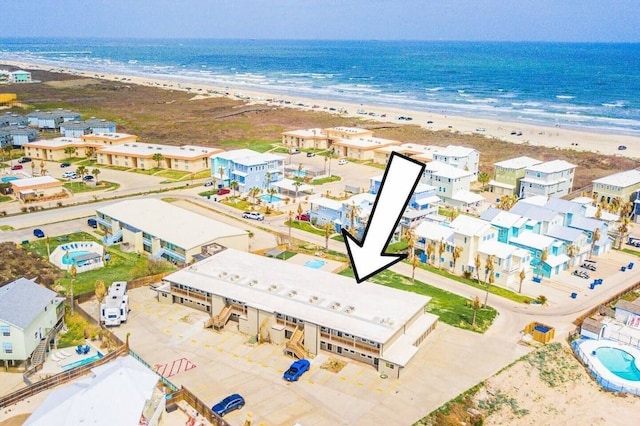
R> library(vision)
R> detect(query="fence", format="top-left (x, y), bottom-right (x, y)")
top-left (128, 272), bottom-right (172, 290)
top-left (129, 349), bottom-right (178, 393)
top-left (166, 386), bottom-right (232, 426)
top-left (571, 339), bottom-right (640, 396)
top-left (573, 278), bottom-right (640, 326)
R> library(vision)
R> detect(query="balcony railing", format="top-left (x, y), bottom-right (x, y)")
top-left (319, 332), bottom-right (381, 356)
top-left (171, 287), bottom-right (209, 303)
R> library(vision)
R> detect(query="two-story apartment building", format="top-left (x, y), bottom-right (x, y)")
top-left (95, 199), bottom-right (248, 263)
top-left (331, 136), bottom-right (400, 161)
top-left (158, 248), bottom-right (438, 379)
top-left (59, 121), bottom-right (91, 138)
top-left (80, 132), bottom-right (138, 146)
top-left (25, 137), bottom-right (103, 162)
top-left (490, 156), bottom-right (542, 196)
top-left (281, 128), bottom-right (330, 150)
top-left (519, 159), bottom-right (577, 199)
top-left (0, 125), bottom-right (38, 147)
top-left (0, 278), bottom-right (64, 368)
top-left (98, 142), bottom-right (219, 172)
top-left (210, 149), bottom-right (286, 193)
top-left (84, 118), bottom-right (117, 134)
top-left (372, 143), bottom-right (443, 166)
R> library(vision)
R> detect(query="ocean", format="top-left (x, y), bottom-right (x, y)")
top-left (1, 38), bottom-right (639, 136)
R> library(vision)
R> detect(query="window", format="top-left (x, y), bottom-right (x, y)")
top-left (2, 342), bottom-right (12, 354)
top-left (0, 325), bottom-right (9, 336)
top-left (385, 362), bottom-right (395, 369)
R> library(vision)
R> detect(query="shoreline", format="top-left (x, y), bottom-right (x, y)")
top-left (4, 59), bottom-right (640, 161)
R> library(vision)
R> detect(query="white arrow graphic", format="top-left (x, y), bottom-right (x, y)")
top-left (343, 152), bottom-right (425, 283)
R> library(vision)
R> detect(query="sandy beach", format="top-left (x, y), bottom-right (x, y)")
top-left (4, 59), bottom-right (640, 161)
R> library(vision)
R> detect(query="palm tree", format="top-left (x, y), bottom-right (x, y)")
top-left (518, 268), bottom-right (526, 294)
top-left (2, 145), bottom-right (12, 163)
top-left (264, 171), bottom-right (272, 190)
top-left (472, 296), bottom-right (481, 327)
top-left (217, 165), bottom-right (226, 187)
top-left (590, 228), bottom-right (601, 257)
top-left (347, 201), bottom-right (361, 236)
top-left (437, 238), bottom-right (446, 269)
top-left (85, 146), bottom-right (96, 159)
top-left (452, 246), bottom-right (463, 272)
top-left (230, 180), bottom-right (239, 197)
top-left (248, 186), bottom-right (261, 204)
top-left (287, 210), bottom-right (294, 249)
top-left (152, 152), bottom-right (164, 169)
top-left (483, 255), bottom-right (495, 307)
top-left (474, 253), bottom-right (482, 284)
top-left (426, 241), bottom-right (436, 266)
top-left (92, 168), bottom-right (100, 184)
top-left (594, 205), bottom-right (603, 219)
top-left (566, 243), bottom-right (578, 267)
top-left (537, 248), bottom-right (548, 279)
top-left (616, 216), bottom-right (632, 249)
top-left (411, 254), bottom-right (419, 283)
top-left (497, 194), bottom-right (518, 210)
top-left (322, 222), bottom-right (334, 250)
top-left (296, 203), bottom-right (304, 221)
top-left (477, 172), bottom-right (490, 192)
top-left (293, 180), bottom-right (302, 200)
top-left (64, 146), bottom-right (76, 160)
top-left (76, 165), bottom-right (87, 184)
top-left (267, 187), bottom-right (277, 203)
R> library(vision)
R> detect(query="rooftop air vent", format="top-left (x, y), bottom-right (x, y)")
top-left (249, 279), bottom-right (258, 286)
top-left (330, 302), bottom-right (341, 311)
top-left (268, 285), bottom-right (278, 292)
top-left (344, 305), bottom-right (355, 314)
top-left (308, 295), bottom-right (319, 304)
top-left (288, 290), bottom-right (297, 297)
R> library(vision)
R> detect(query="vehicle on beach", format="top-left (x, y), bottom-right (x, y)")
top-left (618, 145), bottom-right (627, 150)
top-left (211, 394), bottom-right (245, 416)
top-left (475, 128), bottom-right (486, 132)
top-left (283, 359), bottom-right (310, 382)
top-left (243, 211), bottom-right (264, 221)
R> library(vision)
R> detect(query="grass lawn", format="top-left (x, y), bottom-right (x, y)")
top-left (24, 231), bottom-right (176, 295)
top-left (74, 159), bottom-right (98, 167)
top-left (156, 169), bottom-right (191, 180)
top-left (217, 139), bottom-right (277, 153)
top-left (266, 250), bottom-right (298, 260)
top-left (58, 310), bottom-right (100, 348)
top-left (222, 197), bottom-right (253, 211)
top-left (340, 268), bottom-right (498, 333)
top-left (131, 167), bottom-right (163, 175)
top-left (63, 181), bottom-right (119, 193)
top-left (310, 175), bottom-right (341, 185)
top-left (0, 195), bottom-right (12, 203)
top-left (0, 224), bottom-right (14, 231)
top-left (191, 169), bottom-right (213, 179)
top-left (285, 220), bottom-right (327, 237)
top-left (415, 262), bottom-right (534, 304)
top-left (102, 165), bottom-right (130, 171)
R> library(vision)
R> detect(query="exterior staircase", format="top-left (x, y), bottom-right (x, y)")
top-left (103, 229), bottom-right (123, 246)
top-left (205, 305), bottom-right (232, 330)
top-left (285, 325), bottom-right (308, 359)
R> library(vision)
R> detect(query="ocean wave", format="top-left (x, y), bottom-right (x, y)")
top-left (556, 95), bottom-right (574, 100)
top-left (602, 101), bottom-right (628, 108)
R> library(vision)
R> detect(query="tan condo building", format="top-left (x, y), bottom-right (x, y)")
top-left (97, 142), bottom-right (221, 171)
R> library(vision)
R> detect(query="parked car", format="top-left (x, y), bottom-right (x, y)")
top-left (618, 145), bottom-right (627, 150)
top-left (581, 262), bottom-right (597, 271)
top-left (290, 148), bottom-right (300, 155)
top-left (60, 162), bottom-right (71, 168)
top-left (33, 228), bottom-right (45, 238)
top-left (306, 152), bottom-right (316, 157)
top-left (572, 270), bottom-right (590, 279)
top-left (63, 172), bottom-right (78, 179)
top-left (87, 218), bottom-right (98, 228)
top-left (217, 188), bottom-right (231, 195)
top-left (203, 180), bottom-right (214, 187)
top-left (211, 394), bottom-right (245, 417)
top-left (283, 359), bottom-right (310, 382)
top-left (242, 211), bottom-right (264, 221)
top-left (17, 157), bottom-right (31, 163)
top-left (338, 159), bottom-right (348, 165)
top-left (10, 164), bottom-right (22, 170)
top-left (296, 213), bottom-right (310, 221)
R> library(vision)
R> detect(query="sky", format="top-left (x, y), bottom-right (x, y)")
top-left (1, 0), bottom-right (639, 42)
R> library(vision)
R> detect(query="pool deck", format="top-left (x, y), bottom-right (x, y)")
top-left (285, 252), bottom-right (346, 273)
top-left (34, 341), bottom-right (105, 379)
top-left (577, 339), bottom-right (640, 393)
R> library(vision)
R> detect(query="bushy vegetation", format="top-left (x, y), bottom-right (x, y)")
top-left (0, 241), bottom-right (63, 287)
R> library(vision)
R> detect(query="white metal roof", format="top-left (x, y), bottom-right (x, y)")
top-left (593, 169), bottom-right (640, 188)
top-left (10, 176), bottom-right (61, 188)
top-left (164, 248), bottom-right (430, 344)
top-left (273, 178), bottom-right (313, 193)
top-left (525, 159), bottom-right (576, 173)
top-left (99, 142), bottom-right (217, 158)
top-left (450, 215), bottom-right (492, 236)
top-left (310, 196), bottom-right (343, 211)
top-left (96, 199), bottom-right (247, 250)
top-left (494, 156), bottom-right (542, 170)
top-left (433, 145), bottom-right (477, 158)
top-left (478, 240), bottom-right (519, 259)
top-left (452, 190), bottom-right (484, 204)
top-left (414, 221), bottom-right (455, 243)
top-left (510, 231), bottom-right (555, 251)
top-left (424, 161), bottom-right (473, 179)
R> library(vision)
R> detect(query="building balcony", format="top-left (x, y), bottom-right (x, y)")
top-left (171, 286), bottom-right (209, 303)
top-left (319, 331), bottom-right (381, 356)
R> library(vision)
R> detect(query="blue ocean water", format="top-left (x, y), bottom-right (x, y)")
top-left (1, 38), bottom-right (639, 135)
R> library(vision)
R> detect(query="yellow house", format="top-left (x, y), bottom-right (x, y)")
top-left (0, 93), bottom-right (17, 106)
top-left (592, 169), bottom-right (640, 204)
top-left (96, 142), bottom-right (221, 171)
top-left (24, 137), bottom-right (104, 162)
top-left (490, 156), bottom-right (543, 196)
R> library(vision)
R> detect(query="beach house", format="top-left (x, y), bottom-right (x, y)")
top-left (210, 149), bottom-right (286, 193)
top-left (518, 159), bottom-right (577, 199)
top-left (0, 125), bottom-right (38, 147)
top-left (95, 199), bottom-right (248, 264)
top-left (84, 117), bottom-right (117, 134)
top-left (432, 145), bottom-right (480, 181)
top-left (0, 277), bottom-right (65, 369)
top-left (9, 70), bottom-right (32, 83)
top-left (97, 142), bottom-right (219, 171)
top-left (59, 121), bottom-right (91, 138)
top-left (158, 248), bottom-right (438, 379)
top-left (490, 156), bottom-right (542, 196)
top-left (421, 161), bottom-right (480, 209)
top-left (0, 112), bottom-right (27, 127)
top-left (592, 169), bottom-right (640, 206)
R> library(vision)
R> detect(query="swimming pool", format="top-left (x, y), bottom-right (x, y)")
top-left (574, 338), bottom-right (640, 395)
top-left (1, 176), bottom-right (18, 183)
top-left (304, 259), bottom-right (327, 269)
top-left (259, 193), bottom-right (283, 203)
top-left (61, 351), bottom-right (104, 371)
top-left (62, 250), bottom-right (90, 265)
top-left (594, 347), bottom-right (640, 381)
top-left (291, 170), bottom-right (307, 178)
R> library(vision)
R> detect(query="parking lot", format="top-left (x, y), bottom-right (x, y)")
top-left (92, 287), bottom-right (530, 426)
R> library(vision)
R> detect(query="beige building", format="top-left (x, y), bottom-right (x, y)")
top-left (80, 132), bottom-right (138, 146)
top-left (10, 176), bottom-right (65, 203)
top-left (158, 248), bottom-right (438, 379)
top-left (331, 135), bottom-right (400, 161)
top-left (24, 137), bottom-right (104, 162)
top-left (373, 143), bottom-right (443, 165)
top-left (97, 142), bottom-right (220, 171)
top-left (281, 128), bottom-right (331, 150)
top-left (95, 199), bottom-right (248, 264)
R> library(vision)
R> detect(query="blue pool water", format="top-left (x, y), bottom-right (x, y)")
top-left (291, 170), bottom-right (307, 178)
top-left (62, 250), bottom-right (90, 265)
top-left (304, 259), bottom-right (327, 269)
top-left (259, 194), bottom-right (283, 203)
top-left (595, 347), bottom-right (640, 381)
top-left (61, 352), bottom-right (104, 371)
top-left (1, 176), bottom-right (18, 183)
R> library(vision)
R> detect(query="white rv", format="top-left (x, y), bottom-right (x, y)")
top-left (100, 281), bottom-right (129, 326)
